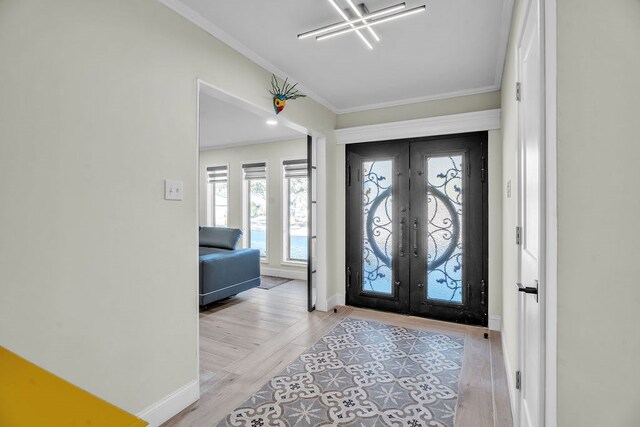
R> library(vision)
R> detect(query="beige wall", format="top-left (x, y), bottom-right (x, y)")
top-left (199, 139), bottom-right (307, 276)
top-left (0, 0), bottom-right (336, 417)
top-left (556, 1), bottom-right (640, 425)
top-left (501, 1), bottom-right (640, 424)
top-left (336, 91), bottom-right (501, 128)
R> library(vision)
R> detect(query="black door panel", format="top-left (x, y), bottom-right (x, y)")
top-left (346, 133), bottom-right (488, 326)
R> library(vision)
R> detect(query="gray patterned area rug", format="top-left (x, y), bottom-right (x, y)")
top-left (259, 276), bottom-right (293, 290)
top-left (217, 317), bottom-right (464, 427)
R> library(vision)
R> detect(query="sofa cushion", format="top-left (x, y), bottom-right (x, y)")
top-left (199, 248), bottom-right (261, 305)
top-left (199, 247), bottom-right (227, 258)
top-left (199, 227), bottom-right (242, 250)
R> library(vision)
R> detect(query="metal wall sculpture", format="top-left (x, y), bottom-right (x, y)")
top-left (269, 74), bottom-right (306, 115)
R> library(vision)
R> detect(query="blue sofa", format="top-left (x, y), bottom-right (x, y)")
top-left (199, 227), bottom-right (261, 306)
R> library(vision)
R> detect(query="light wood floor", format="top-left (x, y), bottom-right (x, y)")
top-left (163, 280), bottom-right (512, 427)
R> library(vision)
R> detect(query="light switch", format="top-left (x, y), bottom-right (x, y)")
top-left (164, 179), bottom-right (183, 201)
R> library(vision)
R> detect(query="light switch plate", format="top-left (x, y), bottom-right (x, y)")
top-left (164, 179), bottom-right (183, 201)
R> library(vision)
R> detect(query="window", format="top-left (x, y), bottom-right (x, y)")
top-left (243, 162), bottom-right (267, 258)
top-left (206, 165), bottom-right (228, 227)
top-left (283, 159), bottom-right (308, 262)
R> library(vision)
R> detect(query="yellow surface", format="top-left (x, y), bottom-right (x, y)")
top-left (0, 346), bottom-right (148, 427)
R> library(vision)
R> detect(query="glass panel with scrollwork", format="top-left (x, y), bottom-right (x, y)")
top-left (361, 159), bottom-right (393, 295)
top-left (426, 154), bottom-right (464, 303)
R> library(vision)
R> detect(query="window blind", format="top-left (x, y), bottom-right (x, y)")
top-left (242, 162), bottom-right (267, 180)
top-left (206, 165), bottom-right (228, 183)
top-left (283, 159), bottom-right (308, 179)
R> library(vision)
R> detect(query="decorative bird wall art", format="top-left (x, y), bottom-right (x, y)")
top-left (269, 74), bottom-right (306, 115)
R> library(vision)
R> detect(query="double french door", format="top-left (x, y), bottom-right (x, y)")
top-left (346, 132), bottom-right (488, 326)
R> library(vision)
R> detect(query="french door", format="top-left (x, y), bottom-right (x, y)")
top-left (346, 133), bottom-right (488, 326)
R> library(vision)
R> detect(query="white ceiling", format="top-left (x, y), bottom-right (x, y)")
top-left (199, 92), bottom-right (304, 150)
top-left (165, 0), bottom-right (513, 114)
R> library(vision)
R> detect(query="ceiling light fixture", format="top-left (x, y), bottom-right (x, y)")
top-left (266, 119), bottom-right (278, 126)
top-left (316, 6), bottom-right (427, 41)
top-left (297, 3), bottom-right (406, 40)
top-left (345, 0), bottom-right (380, 42)
top-left (327, 0), bottom-right (372, 49)
top-left (298, 1), bottom-right (426, 50)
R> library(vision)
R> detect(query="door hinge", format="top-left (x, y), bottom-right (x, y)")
top-left (346, 266), bottom-right (351, 288)
top-left (480, 155), bottom-right (486, 182)
top-left (516, 226), bottom-right (522, 245)
top-left (480, 279), bottom-right (486, 305)
top-left (516, 370), bottom-right (521, 390)
top-left (516, 82), bottom-right (521, 101)
top-left (347, 163), bottom-right (351, 187)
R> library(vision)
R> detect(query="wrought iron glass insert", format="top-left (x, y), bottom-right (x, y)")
top-left (361, 159), bottom-right (393, 295)
top-left (426, 155), bottom-right (464, 303)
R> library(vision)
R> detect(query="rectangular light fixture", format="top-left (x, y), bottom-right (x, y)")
top-left (297, 3), bottom-right (406, 40)
top-left (316, 5), bottom-right (427, 41)
top-left (327, 0), bottom-right (373, 49)
top-left (345, 0), bottom-right (380, 42)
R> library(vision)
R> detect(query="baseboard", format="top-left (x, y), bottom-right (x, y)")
top-left (489, 315), bottom-right (502, 331)
top-left (136, 379), bottom-right (199, 427)
top-left (260, 267), bottom-right (306, 281)
top-left (501, 331), bottom-right (517, 423)
top-left (326, 293), bottom-right (346, 311)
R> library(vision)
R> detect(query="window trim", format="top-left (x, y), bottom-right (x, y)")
top-left (282, 157), bottom-right (309, 265)
top-left (205, 163), bottom-right (229, 227)
top-left (243, 160), bottom-right (269, 261)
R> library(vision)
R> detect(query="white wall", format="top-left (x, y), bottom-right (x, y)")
top-left (199, 139), bottom-right (307, 277)
top-left (0, 0), bottom-right (336, 419)
top-left (556, 1), bottom-right (640, 425)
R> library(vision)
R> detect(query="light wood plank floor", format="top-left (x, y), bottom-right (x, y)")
top-left (163, 280), bottom-right (513, 427)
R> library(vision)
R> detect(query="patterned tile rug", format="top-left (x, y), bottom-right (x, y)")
top-left (217, 318), bottom-right (465, 427)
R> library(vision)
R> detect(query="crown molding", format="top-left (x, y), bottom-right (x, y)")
top-left (335, 109), bottom-right (501, 144)
top-left (199, 135), bottom-right (304, 151)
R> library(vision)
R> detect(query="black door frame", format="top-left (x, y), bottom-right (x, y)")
top-left (345, 132), bottom-right (489, 327)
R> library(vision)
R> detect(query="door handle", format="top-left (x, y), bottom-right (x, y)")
top-left (413, 218), bottom-right (419, 258)
top-left (399, 218), bottom-right (405, 257)
top-left (516, 281), bottom-right (538, 303)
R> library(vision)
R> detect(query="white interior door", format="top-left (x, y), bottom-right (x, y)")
top-left (517, 0), bottom-right (544, 426)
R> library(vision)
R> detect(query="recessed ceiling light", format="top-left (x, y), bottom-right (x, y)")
top-left (266, 119), bottom-right (278, 126)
